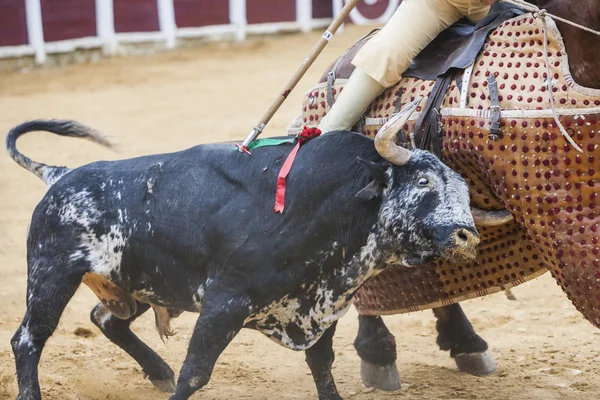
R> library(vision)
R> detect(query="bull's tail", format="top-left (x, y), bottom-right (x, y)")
top-left (6, 119), bottom-right (111, 187)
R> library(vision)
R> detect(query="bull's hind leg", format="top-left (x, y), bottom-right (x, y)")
top-left (305, 322), bottom-right (342, 400)
top-left (90, 302), bottom-right (176, 392)
top-left (11, 260), bottom-right (85, 400)
top-left (354, 315), bottom-right (401, 391)
top-left (434, 304), bottom-right (497, 376)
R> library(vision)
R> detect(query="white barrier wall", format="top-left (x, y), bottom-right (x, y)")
top-left (0, 0), bottom-right (399, 65)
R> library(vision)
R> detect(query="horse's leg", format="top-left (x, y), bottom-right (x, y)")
top-left (353, 315), bottom-right (401, 391)
top-left (90, 301), bottom-right (176, 392)
top-left (433, 304), bottom-right (497, 376)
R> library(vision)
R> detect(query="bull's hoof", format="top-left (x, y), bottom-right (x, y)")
top-left (360, 360), bottom-right (401, 391)
top-left (454, 350), bottom-right (498, 377)
top-left (150, 377), bottom-right (176, 393)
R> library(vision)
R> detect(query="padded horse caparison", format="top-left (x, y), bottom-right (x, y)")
top-left (301, 8), bottom-right (600, 324)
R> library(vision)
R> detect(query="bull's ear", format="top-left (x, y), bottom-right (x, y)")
top-left (356, 181), bottom-right (385, 201)
top-left (356, 157), bottom-right (387, 182)
top-left (356, 157), bottom-right (388, 201)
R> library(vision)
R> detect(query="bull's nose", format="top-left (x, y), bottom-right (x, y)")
top-left (453, 228), bottom-right (481, 248)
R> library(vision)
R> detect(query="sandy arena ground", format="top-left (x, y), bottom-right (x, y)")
top-left (1, 26), bottom-right (599, 400)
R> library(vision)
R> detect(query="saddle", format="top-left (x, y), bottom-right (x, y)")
top-left (320, 2), bottom-right (525, 155)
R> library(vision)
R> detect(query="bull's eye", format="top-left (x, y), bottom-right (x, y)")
top-left (418, 178), bottom-right (429, 186)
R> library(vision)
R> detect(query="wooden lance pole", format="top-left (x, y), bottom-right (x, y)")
top-left (237, 0), bottom-right (362, 153)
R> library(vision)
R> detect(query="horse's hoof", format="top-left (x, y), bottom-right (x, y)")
top-left (360, 359), bottom-right (401, 391)
top-left (454, 350), bottom-right (498, 377)
top-left (150, 377), bottom-right (176, 393)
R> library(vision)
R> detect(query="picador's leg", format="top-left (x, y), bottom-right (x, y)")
top-left (11, 258), bottom-right (85, 400)
top-left (169, 294), bottom-right (249, 400)
top-left (305, 322), bottom-right (342, 400)
top-left (354, 315), bottom-right (401, 391)
top-left (90, 301), bottom-right (176, 392)
top-left (434, 304), bottom-right (497, 376)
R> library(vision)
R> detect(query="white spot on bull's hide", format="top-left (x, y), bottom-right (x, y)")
top-left (193, 285), bottom-right (205, 311)
top-left (189, 377), bottom-right (202, 389)
top-left (26, 259), bottom-right (42, 288)
top-left (93, 304), bottom-right (113, 330)
top-left (18, 325), bottom-right (33, 349)
top-left (69, 250), bottom-right (84, 261)
top-left (41, 167), bottom-right (67, 187)
top-left (58, 190), bottom-right (101, 230)
top-left (116, 192), bottom-right (122, 200)
top-left (83, 224), bottom-right (127, 276)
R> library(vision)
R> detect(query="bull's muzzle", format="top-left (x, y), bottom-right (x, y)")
top-left (449, 227), bottom-right (480, 261)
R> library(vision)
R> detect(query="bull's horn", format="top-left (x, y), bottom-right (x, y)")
top-left (471, 207), bottom-right (514, 227)
top-left (374, 97), bottom-right (421, 166)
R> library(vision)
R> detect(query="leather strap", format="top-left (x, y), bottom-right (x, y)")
top-left (459, 63), bottom-right (475, 108)
top-left (413, 73), bottom-right (453, 157)
top-left (393, 87), bottom-right (404, 114)
top-left (455, 75), bottom-right (463, 95)
top-left (327, 60), bottom-right (343, 107)
top-left (487, 74), bottom-right (502, 139)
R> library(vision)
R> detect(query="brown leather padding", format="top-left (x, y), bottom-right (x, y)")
top-left (301, 14), bottom-right (600, 327)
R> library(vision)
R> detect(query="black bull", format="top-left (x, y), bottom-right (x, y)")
top-left (7, 120), bottom-right (479, 400)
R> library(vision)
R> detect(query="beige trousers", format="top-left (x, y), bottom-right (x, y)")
top-left (353, 0), bottom-right (492, 87)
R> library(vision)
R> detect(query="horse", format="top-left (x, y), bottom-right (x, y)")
top-left (292, 0), bottom-right (600, 390)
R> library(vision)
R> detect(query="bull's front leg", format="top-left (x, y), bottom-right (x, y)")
top-left (169, 295), bottom-right (249, 400)
top-left (305, 322), bottom-right (342, 400)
